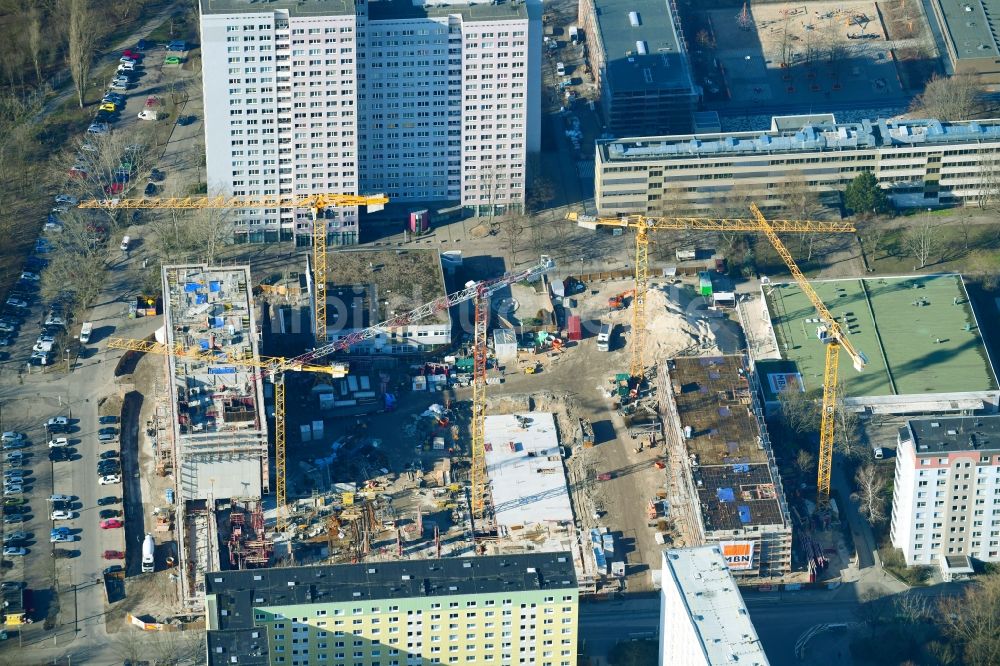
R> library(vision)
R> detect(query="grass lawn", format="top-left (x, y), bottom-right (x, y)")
top-left (872, 222), bottom-right (1000, 275)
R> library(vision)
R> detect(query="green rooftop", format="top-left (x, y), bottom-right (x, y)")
top-left (763, 274), bottom-right (998, 398)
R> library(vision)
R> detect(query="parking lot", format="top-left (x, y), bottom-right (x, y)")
top-left (0, 18), bottom-right (204, 658)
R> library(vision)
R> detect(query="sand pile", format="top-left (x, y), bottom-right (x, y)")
top-left (604, 286), bottom-right (727, 362)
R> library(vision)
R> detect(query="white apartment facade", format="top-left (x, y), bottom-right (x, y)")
top-left (890, 416), bottom-right (1000, 566)
top-left (659, 547), bottom-right (769, 666)
top-left (199, 0), bottom-right (539, 245)
top-left (595, 114), bottom-right (1000, 216)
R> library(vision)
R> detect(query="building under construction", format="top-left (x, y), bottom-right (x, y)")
top-left (661, 356), bottom-right (793, 579)
top-left (161, 264), bottom-right (269, 500)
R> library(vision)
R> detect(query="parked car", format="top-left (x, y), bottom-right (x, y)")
top-left (49, 449), bottom-right (71, 462)
top-left (99, 509), bottom-right (121, 520)
top-left (117, 62), bottom-right (135, 73)
top-left (119, 56), bottom-right (136, 64)
top-left (3, 515), bottom-right (24, 525)
top-left (69, 165), bottom-right (88, 178)
top-left (3, 531), bottom-right (27, 544)
top-left (98, 427), bottom-right (118, 441)
top-left (149, 168), bottom-right (164, 181)
top-left (3, 547), bottom-right (27, 557)
top-left (103, 565), bottom-right (124, 575)
top-left (87, 123), bottom-right (110, 134)
top-left (46, 417), bottom-right (70, 432)
top-left (100, 518), bottom-right (123, 529)
top-left (164, 55), bottom-right (182, 65)
top-left (20, 272), bottom-right (40, 282)
top-left (3, 498), bottom-right (26, 507)
top-left (50, 510), bottom-right (73, 520)
top-left (97, 496), bottom-right (119, 506)
top-left (105, 182), bottom-right (125, 195)
top-left (48, 494), bottom-right (72, 503)
top-left (99, 415), bottom-right (119, 425)
top-left (47, 438), bottom-right (70, 449)
top-left (99, 475), bottom-right (121, 485)
top-left (99, 102), bottom-right (118, 112)
top-left (123, 48), bottom-right (142, 60)
top-left (137, 109), bottom-right (159, 121)
top-left (103, 549), bottom-right (124, 559)
top-left (100, 451), bottom-right (119, 460)
top-left (177, 114), bottom-right (196, 126)
top-left (109, 82), bottom-right (129, 92)
top-left (137, 39), bottom-right (148, 50)
top-left (2, 432), bottom-right (26, 443)
top-left (144, 182), bottom-right (157, 196)
top-left (5, 298), bottom-right (27, 309)
top-left (3, 441), bottom-right (28, 451)
top-left (54, 194), bottom-right (78, 205)
top-left (167, 40), bottom-right (186, 51)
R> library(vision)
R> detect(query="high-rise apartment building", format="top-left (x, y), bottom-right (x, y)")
top-left (659, 547), bottom-right (769, 666)
top-left (199, 0), bottom-right (540, 245)
top-left (890, 415), bottom-right (1000, 566)
top-left (204, 552), bottom-right (579, 666)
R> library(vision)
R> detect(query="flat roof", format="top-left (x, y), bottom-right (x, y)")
top-left (763, 274), bottom-right (998, 399)
top-left (670, 357), bottom-right (790, 532)
top-left (485, 413), bottom-right (574, 530)
top-left (161, 264), bottom-right (268, 500)
top-left (591, 0), bottom-right (695, 93)
top-left (598, 117), bottom-right (1000, 163)
top-left (324, 249), bottom-right (449, 327)
top-left (662, 547), bottom-right (769, 666)
top-left (904, 415), bottom-right (1000, 454)
top-left (206, 552), bottom-right (577, 630)
top-left (368, 0), bottom-right (527, 22)
top-left (936, 0), bottom-right (1000, 60)
top-left (200, 0), bottom-right (355, 16)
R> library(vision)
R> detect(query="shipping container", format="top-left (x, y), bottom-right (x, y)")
top-left (567, 315), bottom-right (582, 341)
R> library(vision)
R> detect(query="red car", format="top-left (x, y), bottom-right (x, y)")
top-left (122, 49), bottom-right (142, 60)
top-left (103, 550), bottom-right (124, 560)
top-left (145, 95), bottom-right (158, 108)
top-left (69, 166), bottom-right (88, 178)
top-left (104, 182), bottom-right (124, 195)
top-left (100, 519), bottom-right (123, 529)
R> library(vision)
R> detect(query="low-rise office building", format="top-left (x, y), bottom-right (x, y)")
top-left (595, 115), bottom-right (1000, 215)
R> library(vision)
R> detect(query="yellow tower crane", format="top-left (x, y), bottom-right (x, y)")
top-left (566, 212), bottom-right (856, 381)
top-left (80, 193), bottom-right (389, 344)
top-left (105, 337), bottom-right (349, 531)
top-left (748, 203), bottom-right (867, 510)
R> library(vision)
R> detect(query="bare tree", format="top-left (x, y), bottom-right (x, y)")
top-left (497, 214), bottom-right (525, 267)
top-left (778, 386), bottom-right (819, 437)
top-left (26, 5), bottom-right (44, 86)
top-left (66, 0), bottom-right (98, 109)
top-left (903, 220), bottom-right (937, 269)
top-left (974, 154), bottom-right (1000, 210)
top-left (525, 175), bottom-right (556, 213)
top-left (776, 176), bottom-right (825, 261)
top-left (41, 209), bottom-right (110, 320)
top-left (65, 130), bottom-right (157, 227)
top-left (834, 378), bottom-right (862, 459)
top-left (859, 220), bottom-right (887, 262)
top-left (853, 463), bottom-right (887, 525)
top-left (937, 574), bottom-right (1000, 666)
top-left (910, 73), bottom-right (985, 121)
top-left (110, 628), bottom-right (146, 664)
top-left (147, 207), bottom-right (235, 266)
top-left (795, 449), bottom-right (815, 478)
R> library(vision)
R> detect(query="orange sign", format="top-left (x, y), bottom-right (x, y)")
top-left (720, 541), bottom-right (755, 570)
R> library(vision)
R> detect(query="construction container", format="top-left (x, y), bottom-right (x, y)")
top-left (412, 376), bottom-right (427, 391)
top-left (698, 271), bottom-right (713, 296)
top-left (300, 425), bottom-right (312, 442)
top-left (567, 315), bottom-right (582, 341)
top-left (409, 209), bottom-right (430, 233)
top-left (312, 420), bottom-right (324, 437)
top-left (493, 328), bottom-right (518, 364)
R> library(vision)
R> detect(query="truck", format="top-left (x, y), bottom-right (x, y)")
top-left (580, 418), bottom-right (594, 447)
top-left (79, 322), bottom-right (93, 344)
top-left (567, 315), bottom-right (582, 341)
top-left (596, 323), bottom-right (612, 352)
top-left (141, 534), bottom-right (155, 572)
top-left (624, 407), bottom-right (661, 440)
top-left (569, 26), bottom-right (580, 44)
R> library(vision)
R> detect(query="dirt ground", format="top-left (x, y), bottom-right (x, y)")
top-left (684, 0), bottom-right (934, 112)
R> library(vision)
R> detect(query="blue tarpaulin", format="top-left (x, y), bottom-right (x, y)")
top-left (738, 505), bottom-right (752, 523)
top-left (198, 340), bottom-right (210, 350)
top-left (208, 367), bottom-right (237, 375)
top-left (210, 317), bottom-right (224, 328)
top-left (716, 487), bottom-right (735, 503)
top-left (184, 283), bottom-right (201, 293)
top-left (195, 294), bottom-right (208, 304)
top-left (733, 463), bottom-right (750, 473)
top-left (209, 281), bottom-right (222, 292)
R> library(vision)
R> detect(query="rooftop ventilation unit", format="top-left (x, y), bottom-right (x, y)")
top-left (636, 40), bottom-right (648, 55)
top-left (629, 11), bottom-right (641, 27)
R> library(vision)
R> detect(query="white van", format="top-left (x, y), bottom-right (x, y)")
top-left (556, 62), bottom-right (566, 76)
top-left (873, 446), bottom-right (885, 460)
top-left (596, 323), bottom-right (612, 352)
top-left (79, 322), bottom-right (93, 344)
top-left (120, 235), bottom-right (131, 252)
